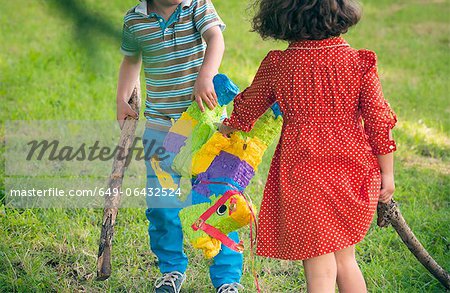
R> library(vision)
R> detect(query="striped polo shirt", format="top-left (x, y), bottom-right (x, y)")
top-left (121, 0), bottom-right (225, 130)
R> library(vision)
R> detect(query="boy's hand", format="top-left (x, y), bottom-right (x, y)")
top-left (379, 173), bottom-right (395, 203)
top-left (193, 75), bottom-right (218, 112)
top-left (117, 100), bottom-right (138, 129)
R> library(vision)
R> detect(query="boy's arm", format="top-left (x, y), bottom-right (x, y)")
top-left (116, 54), bottom-right (141, 128)
top-left (193, 26), bottom-right (225, 112)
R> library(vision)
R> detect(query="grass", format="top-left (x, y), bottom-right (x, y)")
top-left (1, 0), bottom-right (449, 292)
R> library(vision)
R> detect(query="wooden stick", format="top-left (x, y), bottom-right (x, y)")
top-left (377, 200), bottom-right (450, 289)
top-left (96, 82), bottom-right (141, 281)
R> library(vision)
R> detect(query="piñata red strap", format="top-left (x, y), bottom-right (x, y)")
top-left (191, 180), bottom-right (260, 291)
top-left (191, 189), bottom-right (243, 252)
top-left (201, 223), bottom-right (244, 252)
top-left (192, 189), bottom-right (241, 230)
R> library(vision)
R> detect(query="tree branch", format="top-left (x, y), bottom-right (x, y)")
top-left (96, 81), bottom-right (141, 281)
top-left (377, 200), bottom-right (450, 289)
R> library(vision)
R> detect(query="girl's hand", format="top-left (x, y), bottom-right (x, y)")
top-left (379, 173), bottom-right (395, 203)
top-left (117, 100), bottom-right (138, 129)
top-left (193, 76), bottom-right (218, 112)
top-left (218, 123), bottom-right (235, 137)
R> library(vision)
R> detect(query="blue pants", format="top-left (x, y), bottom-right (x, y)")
top-left (142, 127), bottom-right (243, 288)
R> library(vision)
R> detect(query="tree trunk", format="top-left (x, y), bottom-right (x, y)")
top-left (96, 83), bottom-right (141, 281)
top-left (377, 200), bottom-right (450, 289)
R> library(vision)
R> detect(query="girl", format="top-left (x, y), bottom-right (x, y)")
top-left (219, 0), bottom-right (397, 292)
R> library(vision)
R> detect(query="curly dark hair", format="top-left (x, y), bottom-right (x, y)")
top-left (252, 0), bottom-right (362, 42)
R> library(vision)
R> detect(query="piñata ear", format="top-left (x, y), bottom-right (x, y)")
top-left (213, 74), bottom-right (240, 106)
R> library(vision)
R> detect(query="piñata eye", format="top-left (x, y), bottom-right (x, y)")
top-left (216, 204), bottom-right (227, 216)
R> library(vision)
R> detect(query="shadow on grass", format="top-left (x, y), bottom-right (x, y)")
top-left (45, 0), bottom-right (122, 67)
top-left (394, 126), bottom-right (450, 161)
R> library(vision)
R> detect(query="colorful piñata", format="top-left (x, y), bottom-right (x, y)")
top-left (161, 74), bottom-right (282, 258)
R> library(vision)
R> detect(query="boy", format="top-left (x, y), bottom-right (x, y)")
top-left (116, 1), bottom-right (243, 292)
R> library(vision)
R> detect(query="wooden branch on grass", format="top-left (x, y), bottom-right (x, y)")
top-left (96, 82), bottom-right (141, 281)
top-left (377, 200), bottom-right (450, 289)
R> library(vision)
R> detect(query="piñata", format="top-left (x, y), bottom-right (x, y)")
top-left (161, 74), bottom-right (282, 258)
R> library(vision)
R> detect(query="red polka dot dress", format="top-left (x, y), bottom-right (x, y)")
top-left (223, 37), bottom-right (397, 260)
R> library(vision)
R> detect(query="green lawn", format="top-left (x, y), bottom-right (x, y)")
top-left (1, 0), bottom-right (449, 292)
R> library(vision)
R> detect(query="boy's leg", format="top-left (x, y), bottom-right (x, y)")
top-left (145, 208), bottom-right (187, 273)
top-left (143, 127), bottom-right (188, 274)
top-left (209, 231), bottom-right (243, 288)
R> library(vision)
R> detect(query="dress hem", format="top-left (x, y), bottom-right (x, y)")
top-left (255, 234), bottom-right (366, 261)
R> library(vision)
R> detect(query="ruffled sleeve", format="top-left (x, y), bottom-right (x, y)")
top-left (223, 50), bottom-right (281, 132)
top-left (358, 50), bottom-right (397, 155)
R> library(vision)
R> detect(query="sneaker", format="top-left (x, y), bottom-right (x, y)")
top-left (154, 271), bottom-right (186, 293)
top-left (216, 282), bottom-right (244, 293)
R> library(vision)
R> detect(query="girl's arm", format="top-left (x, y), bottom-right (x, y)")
top-left (377, 153), bottom-right (395, 203)
top-left (219, 51), bottom-right (281, 135)
top-left (194, 26), bottom-right (225, 112)
top-left (359, 50), bottom-right (397, 203)
top-left (116, 55), bottom-right (141, 128)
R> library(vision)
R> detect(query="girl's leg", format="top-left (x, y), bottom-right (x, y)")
top-left (302, 252), bottom-right (337, 293)
top-left (334, 245), bottom-right (367, 293)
